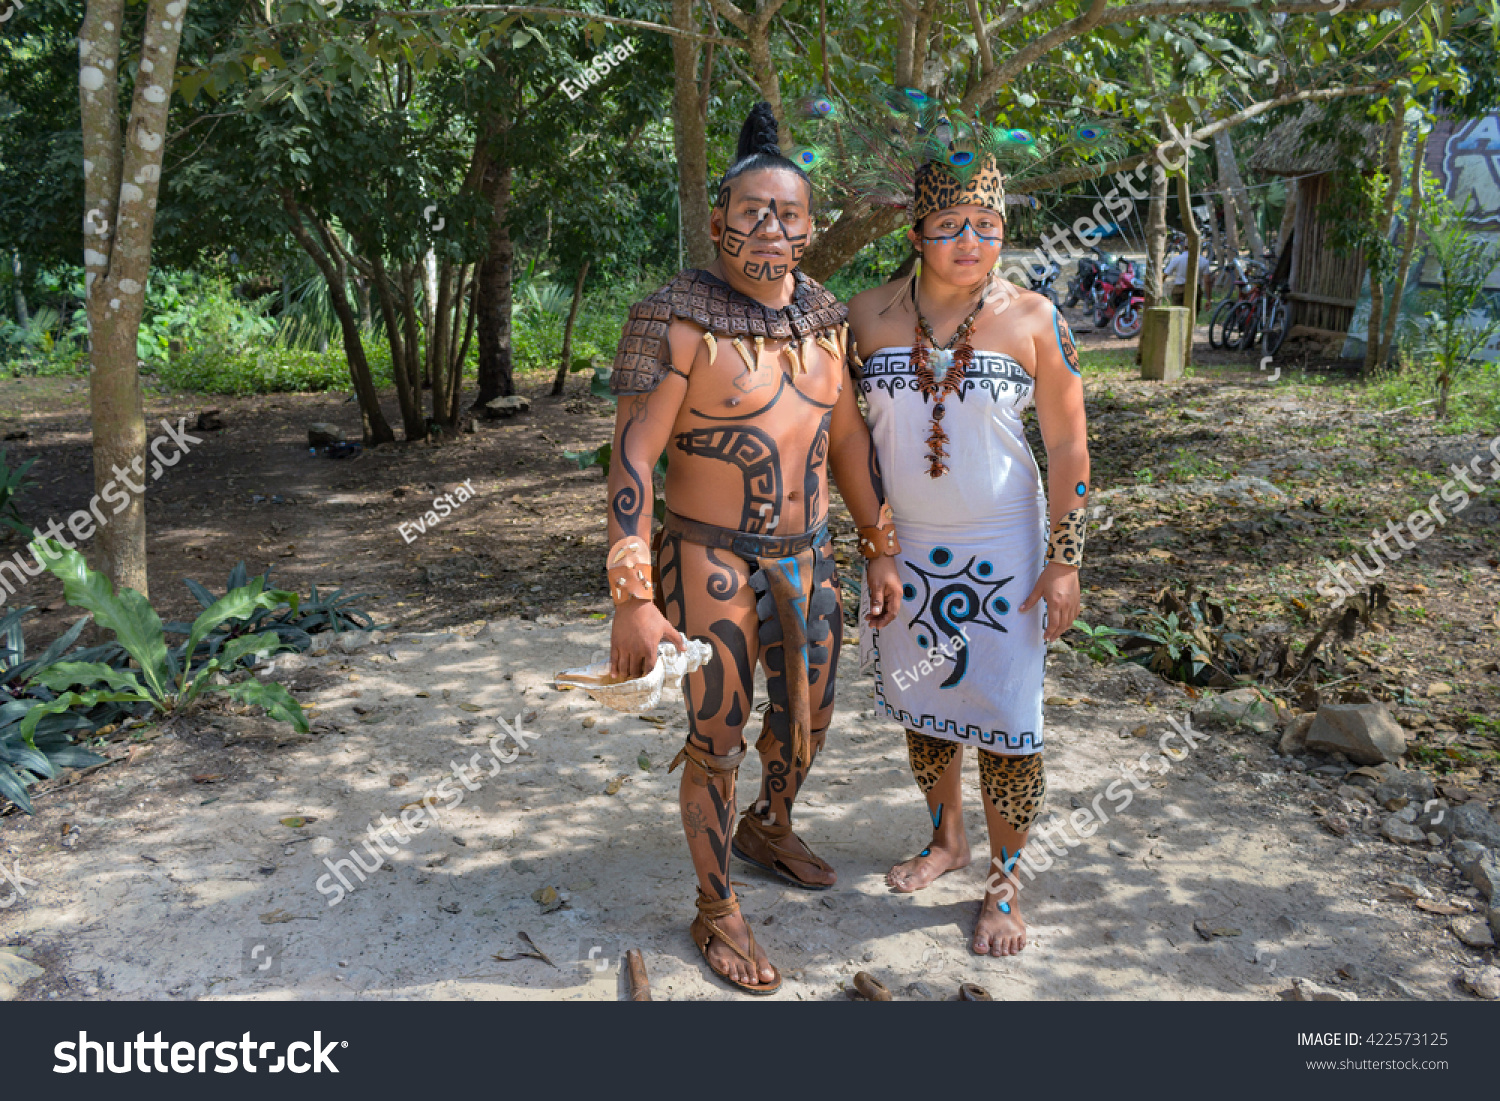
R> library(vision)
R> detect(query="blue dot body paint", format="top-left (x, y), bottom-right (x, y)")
top-left (1075, 481), bottom-right (1087, 496)
top-left (998, 901), bottom-right (1011, 913)
top-left (931, 804), bottom-right (943, 830)
top-left (920, 848), bottom-right (931, 857)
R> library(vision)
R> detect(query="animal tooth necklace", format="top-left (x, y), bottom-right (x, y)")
top-left (911, 281), bottom-right (987, 478)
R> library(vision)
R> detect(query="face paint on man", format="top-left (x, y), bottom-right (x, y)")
top-left (711, 169), bottom-right (811, 283)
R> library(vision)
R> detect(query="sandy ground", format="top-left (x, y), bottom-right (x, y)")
top-left (0, 616), bottom-right (1484, 1002)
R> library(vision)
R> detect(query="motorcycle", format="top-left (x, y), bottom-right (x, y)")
top-left (1094, 262), bottom-right (1145, 339)
top-left (1027, 260), bottom-right (1061, 305)
top-left (1063, 246), bottom-right (1118, 309)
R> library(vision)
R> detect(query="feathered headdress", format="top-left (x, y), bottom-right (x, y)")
top-left (794, 86), bottom-right (1123, 222)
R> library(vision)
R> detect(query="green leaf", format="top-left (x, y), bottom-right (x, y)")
top-left (19, 690), bottom-right (147, 748)
top-left (29, 661), bottom-right (146, 694)
top-left (219, 679), bottom-right (309, 733)
top-left (0, 761), bottom-right (34, 814)
top-left (33, 541), bottom-right (171, 703)
top-left (184, 581), bottom-right (297, 686)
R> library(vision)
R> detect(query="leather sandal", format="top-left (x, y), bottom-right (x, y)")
top-left (731, 810), bottom-right (836, 891)
top-left (689, 889), bottom-right (782, 996)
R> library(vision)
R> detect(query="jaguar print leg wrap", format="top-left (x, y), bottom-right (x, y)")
top-left (977, 750), bottom-right (1047, 833)
top-left (905, 730), bottom-right (959, 797)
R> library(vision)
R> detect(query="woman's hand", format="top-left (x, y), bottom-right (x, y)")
top-left (1018, 563), bottom-right (1080, 643)
top-left (865, 556), bottom-right (904, 628)
top-left (610, 600), bottom-right (686, 680)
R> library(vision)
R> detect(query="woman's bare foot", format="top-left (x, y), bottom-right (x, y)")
top-left (702, 908), bottom-right (777, 987)
top-left (886, 838), bottom-right (971, 893)
top-left (971, 884), bottom-right (1027, 956)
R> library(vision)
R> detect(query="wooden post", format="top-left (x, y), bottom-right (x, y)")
top-left (1140, 307), bottom-right (1189, 380)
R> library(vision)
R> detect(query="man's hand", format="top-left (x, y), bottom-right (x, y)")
top-left (865, 556), bottom-right (903, 628)
top-left (610, 600), bottom-right (686, 680)
top-left (1018, 563), bottom-right (1080, 643)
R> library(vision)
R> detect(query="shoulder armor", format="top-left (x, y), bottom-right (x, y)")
top-left (610, 269), bottom-right (849, 395)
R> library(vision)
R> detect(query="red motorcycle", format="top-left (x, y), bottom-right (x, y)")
top-left (1092, 261), bottom-right (1145, 339)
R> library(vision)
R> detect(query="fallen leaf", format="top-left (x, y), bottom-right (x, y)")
top-left (1414, 899), bottom-right (1466, 915)
top-left (1045, 696), bottom-right (1081, 706)
top-left (415, 691), bottom-right (430, 698)
top-left (260, 909), bottom-right (299, 924)
top-left (1193, 919), bottom-right (1242, 940)
top-left (192, 773), bottom-right (225, 784)
top-left (399, 800), bottom-right (426, 811)
top-left (518, 931), bottom-right (557, 967)
top-left (531, 886), bottom-right (564, 914)
top-left (639, 715), bottom-right (666, 727)
top-left (279, 816), bottom-right (315, 828)
top-left (605, 776), bottom-right (628, 795)
top-left (458, 702), bottom-right (483, 712)
top-left (637, 753), bottom-right (652, 772)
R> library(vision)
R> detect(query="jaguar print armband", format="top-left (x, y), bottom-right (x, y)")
top-left (858, 503), bottom-right (902, 560)
top-left (1045, 507), bottom-right (1086, 568)
top-left (607, 536), bottom-right (654, 604)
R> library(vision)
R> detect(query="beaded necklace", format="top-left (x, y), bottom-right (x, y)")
top-left (910, 281), bottom-right (988, 478)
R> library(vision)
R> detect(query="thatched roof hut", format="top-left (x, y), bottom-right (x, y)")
top-left (1248, 109), bottom-right (1384, 339)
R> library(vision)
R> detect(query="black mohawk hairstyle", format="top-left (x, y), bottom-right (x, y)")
top-left (717, 101), bottom-right (811, 202)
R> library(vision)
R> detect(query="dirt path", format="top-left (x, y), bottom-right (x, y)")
top-left (1, 616), bottom-right (1484, 1001)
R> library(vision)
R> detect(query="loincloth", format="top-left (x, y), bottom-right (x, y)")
top-left (660, 509), bottom-right (833, 768)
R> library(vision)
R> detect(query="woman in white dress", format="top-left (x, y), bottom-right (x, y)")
top-left (847, 151), bottom-right (1091, 957)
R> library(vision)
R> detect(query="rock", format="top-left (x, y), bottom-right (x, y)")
top-left (904, 981), bottom-right (936, 1000)
top-left (1283, 977), bottom-right (1358, 1002)
top-left (482, 395), bottom-right (532, 419)
top-left (1465, 854), bottom-right (1500, 903)
top-left (1451, 916), bottom-right (1495, 949)
top-left (1383, 975), bottom-right (1422, 999)
top-left (273, 652), bottom-right (309, 675)
top-left (1491, 907), bottom-right (1500, 942)
top-left (1451, 840), bottom-right (1490, 878)
top-left (1393, 803), bottom-right (1419, 824)
top-left (1321, 814), bottom-right (1350, 838)
top-left (0, 949), bottom-right (44, 1001)
top-left (1459, 966), bottom-right (1500, 1000)
top-left (195, 409), bottom-right (224, 431)
top-left (1304, 703), bottom-right (1407, 765)
top-left (1380, 818), bottom-right (1427, 846)
top-left (1449, 803), bottom-right (1500, 849)
top-left (337, 631), bottom-right (372, 654)
top-left (1280, 713), bottom-right (1315, 756)
top-left (1107, 839), bottom-right (1133, 857)
top-left (1415, 800), bottom-right (1452, 839)
top-left (1374, 770), bottom-right (1435, 811)
top-left (1386, 875), bottom-right (1433, 901)
top-left (1208, 687), bottom-right (1279, 733)
top-left (308, 422), bottom-right (345, 447)
top-left (1425, 681), bottom-right (1453, 697)
top-left (1336, 784), bottom-right (1376, 806)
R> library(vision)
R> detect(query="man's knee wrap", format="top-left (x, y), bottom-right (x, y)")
top-left (669, 738), bottom-right (747, 787)
top-left (978, 750), bottom-right (1046, 833)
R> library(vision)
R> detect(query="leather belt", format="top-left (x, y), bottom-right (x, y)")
top-left (662, 510), bottom-right (828, 560)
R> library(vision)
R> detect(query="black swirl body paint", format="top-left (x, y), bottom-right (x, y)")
top-left (803, 409), bottom-right (831, 529)
top-left (673, 425), bottom-right (783, 533)
top-left (611, 404), bottom-right (648, 535)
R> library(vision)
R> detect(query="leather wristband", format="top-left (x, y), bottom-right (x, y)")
top-left (607, 535), bottom-right (654, 604)
top-left (857, 503), bottom-right (901, 560)
top-left (1045, 507), bottom-right (1086, 568)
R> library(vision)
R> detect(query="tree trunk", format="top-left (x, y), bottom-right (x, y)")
top-left (1177, 170), bottom-right (1201, 367)
top-left (672, 0), bottom-right (715, 267)
top-left (79, 0), bottom-right (188, 594)
top-left (11, 251), bottom-right (26, 326)
top-left (801, 205), bottom-right (905, 282)
top-left (367, 253), bottom-right (425, 440)
top-left (285, 198), bottom-right (396, 446)
top-left (1144, 165), bottom-right (1169, 310)
top-left (1365, 100), bottom-right (1406, 375)
top-left (1379, 129), bottom-right (1428, 371)
top-left (474, 152), bottom-right (516, 406)
top-left (429, 257), bottom-right (455, 427)
top-left (1214, 130), bottom-right (1264, 258)
top-left (552, 261), bottom-right (591, 397)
